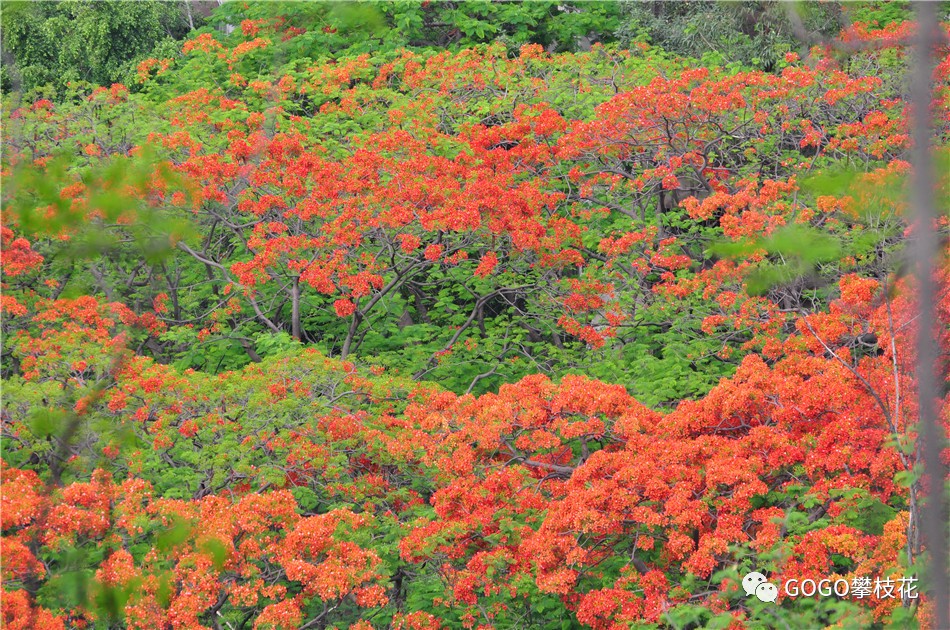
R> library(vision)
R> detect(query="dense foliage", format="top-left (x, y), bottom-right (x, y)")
top-left (0, 0), bottom-right (195, 93)
top-left (2, 2), bottom-right (949, 629)
top-left (615, 1), bottom-right (904, 72)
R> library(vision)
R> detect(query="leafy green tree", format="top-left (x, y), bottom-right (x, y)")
top-left (1, 0), bottom-right (193, 94)
top-left (208, 0), bottom-right (620, 59)
top-left (616, 0), bottom-right (846, 71)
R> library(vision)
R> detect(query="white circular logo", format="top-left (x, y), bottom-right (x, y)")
top-left (743, 571), bottom-right (778, 603)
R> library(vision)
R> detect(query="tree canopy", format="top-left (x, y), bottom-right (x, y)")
top-left (2, 1), bottom-right (949, 629)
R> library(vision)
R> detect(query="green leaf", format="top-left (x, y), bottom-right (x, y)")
top-left (156, 517), bottom-right (193, 552)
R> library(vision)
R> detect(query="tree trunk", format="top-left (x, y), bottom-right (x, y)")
top-left (291, 277), bottom-right (301, 341)
top-left (341, 311), bottom-right (361, 359)
top-left (185, 0), bottom-right (195, 30)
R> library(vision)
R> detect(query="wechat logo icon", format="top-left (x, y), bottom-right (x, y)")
top-left (743, 571), bottom-right (779, 603)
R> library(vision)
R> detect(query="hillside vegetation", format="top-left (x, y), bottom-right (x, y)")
top-left (1, 2), bottom-right (949, 629)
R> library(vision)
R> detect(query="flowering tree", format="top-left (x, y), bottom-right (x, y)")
top-left (2, 3), bottom-right (949, 629)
